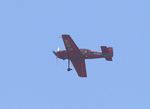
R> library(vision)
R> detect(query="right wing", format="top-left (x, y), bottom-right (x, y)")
top-left (71, 59), bottom-right (87, 77)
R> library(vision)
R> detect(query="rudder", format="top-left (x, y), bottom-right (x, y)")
top-left (101, 46), bottom-right (113, 61)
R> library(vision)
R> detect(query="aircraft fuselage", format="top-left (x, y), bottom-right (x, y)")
top-left (54, 49), bottom-right (108, 60)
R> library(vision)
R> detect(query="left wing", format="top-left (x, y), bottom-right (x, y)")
top-left (62, 34), bottom-right (86, 77)
top-left (71, 59), bottom-right (87, 77)
top-left (62, 34), bottom-right (81, 55)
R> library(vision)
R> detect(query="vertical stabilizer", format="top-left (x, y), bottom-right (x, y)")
top-left (101, 46), bottom-right (113, 61)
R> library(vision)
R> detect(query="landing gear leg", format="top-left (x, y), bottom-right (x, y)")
top-left (67, 59), bottom-right (72, 71)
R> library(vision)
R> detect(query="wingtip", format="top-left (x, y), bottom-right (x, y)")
top-left (78, 74), bottom-right (87, 78)
top-left (62, 34), bottom-right (70, 38)
top-left (79, 76), bottom-right (87, 78)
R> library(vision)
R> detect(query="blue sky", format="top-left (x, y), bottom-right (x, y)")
top-left (0, 0), bottom-right (150, 109)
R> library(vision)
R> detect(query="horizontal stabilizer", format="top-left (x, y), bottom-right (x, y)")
top-left (105, 57), bottom-right (112, 61)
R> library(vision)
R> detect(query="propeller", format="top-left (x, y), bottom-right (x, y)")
top-left (53, 51), bottom-right (58, 63)
top-left (53, 46), bottom-right (60, 63)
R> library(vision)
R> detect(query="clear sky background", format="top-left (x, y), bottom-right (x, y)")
top-left (0, 0), bottom-right (150, 109)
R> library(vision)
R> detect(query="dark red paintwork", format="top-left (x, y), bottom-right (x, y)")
top-left (53, 34), bottom-right (113, 77)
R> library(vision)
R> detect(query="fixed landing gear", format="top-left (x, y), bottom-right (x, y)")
top-left (67, 59), bottom-right (72, 71)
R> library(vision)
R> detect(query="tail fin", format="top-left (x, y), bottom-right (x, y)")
top-left (101, 46), bottom-right (113, 61)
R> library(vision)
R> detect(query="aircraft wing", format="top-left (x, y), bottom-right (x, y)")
top-left (71, 59), bottom-right (87, 77)
top-left (62, 34), bottom-right (81, 54)
top-left (62, 34), bottom-right (87, 77)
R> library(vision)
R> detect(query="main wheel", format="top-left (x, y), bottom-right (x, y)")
top-left (67, 68), bottom-right (72, 71)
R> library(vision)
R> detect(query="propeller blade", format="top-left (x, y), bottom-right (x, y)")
top-left (57, 36), bottom-right (61, 38)
top-left (53, 51), bottom-right (58, 63)
top-left (56, 56), bottom-right (58, 63)
top-left (53, 51), bottom-right (56, 55)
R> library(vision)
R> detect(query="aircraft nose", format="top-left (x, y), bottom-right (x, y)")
top-left (53, 51), bottom-right (61, 58)
top-left (56, 52), bottom-right (62, 58)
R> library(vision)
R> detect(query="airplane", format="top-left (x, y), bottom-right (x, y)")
top-left (53, 34), bottom-right (113, 77)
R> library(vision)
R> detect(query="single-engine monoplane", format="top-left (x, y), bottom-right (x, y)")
top-left (53, 35), bottom-right (113, 77)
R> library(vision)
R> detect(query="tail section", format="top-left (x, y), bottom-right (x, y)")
top-left (101, 46), bottom-right (113, 61)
